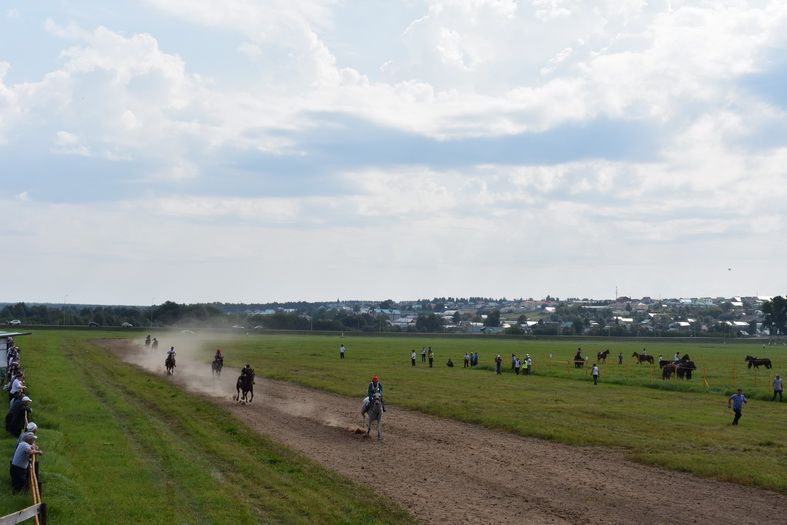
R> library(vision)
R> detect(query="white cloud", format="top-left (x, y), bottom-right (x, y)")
top-left (2, 1), bottom-right (787, 301)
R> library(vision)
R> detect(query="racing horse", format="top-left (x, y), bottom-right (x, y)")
top-left (597, 349), bottom-right (611, 364)
top-left (364, 392), bottom-right (383, 441)
top-left (236, 372), bottom-right (254, 403)
top-left (211, 356), bottom-right (223, 377)
top-left (165, 355), bottom-right (176, 375)
top-left (745, 355), bottom-right (772, 369)
top-left (632, 352), bottom-right (654, 364)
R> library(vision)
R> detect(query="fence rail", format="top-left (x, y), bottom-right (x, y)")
top-left (0, 503), bottom-right (46, 525)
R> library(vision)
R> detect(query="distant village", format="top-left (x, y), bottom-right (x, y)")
top-left (233, 295), bottom-right (784, 337)
top-left (2, 295), bottom-right (784, 337)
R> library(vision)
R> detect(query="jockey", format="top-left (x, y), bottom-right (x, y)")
top-left (362, 375), bottom-right (386, 414)
top-left (240, 364), bottom-right (254, 381)
top-left (167, 346), bottom-right (176, 358)
top-left (214, 349), bottom-right (224, 364)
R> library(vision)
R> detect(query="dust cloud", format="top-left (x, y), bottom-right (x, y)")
top-left (117, 332), bottom-right (364, 431)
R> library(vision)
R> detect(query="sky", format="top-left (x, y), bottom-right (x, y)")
top-left (1, 0), bottom-right (786, 305)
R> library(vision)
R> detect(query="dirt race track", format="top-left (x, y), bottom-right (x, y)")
top-left (110, 341), bottom-right (787, 524)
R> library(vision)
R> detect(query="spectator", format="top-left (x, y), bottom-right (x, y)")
top-left (8, 372), bottom-right (24, 405)
top-left (10, 433), bottom-right (42, 493)
top-left (428, 348), bottom-right (434, 368)
top-left (728, 388), bottom-right (747, 425)
top-left (514, 356), bottom-right (521, 375)
top-left (5, 396), bottom-right (32, 437)
top-left (772, 375), bottom-right (783, 402)
top-left (464, 352), bottom-right (470, 368)
top-left (592, 364), bottom-right (600, 385)
top-left (410, 350), bottom-right (417, 367)
top-left (495, 354), bottom-right (502, 375)
top-left (339, 344), bottom-right (346, 359)
top-left (446, 358), bottom-right (454, 368)
top-left (617, 352), bottom-right (623, 365)
top-left (511, 354), bottom-right (516, 370)
top-left (522, 356), bottom-right (529, 376)
top-left (525, 354), bottom-right (532, 375)
top-left (18, 422), bottom-right (37, 444)
top-left (421, 347), bottom-right (427, 363)
top-left (473, 352), bottom-right (479, 367)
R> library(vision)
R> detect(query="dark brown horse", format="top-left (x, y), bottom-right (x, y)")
top-left (165, 355), bottom-right (175, 375)
top-left (745, 355), bottom-right (772, 369)
top-left (662, 360), bottom-right (696, 380)
top-left (235, 372), bottom-right (254, 403)
top-left (597, 350), bottom-right (611, 363)
top-left (632, 352), bottom-right (654, 364)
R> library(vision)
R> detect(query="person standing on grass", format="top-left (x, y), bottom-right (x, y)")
top-left (772, 375), bottom-right (783, 402)
top-left (511, 354), bottom-right (516, 370)
top-left (514, 356), bottom-right (521, 375)
top-left (428, 348), bottom-right (434, 368)
top-left (339, 344), bottom-right (346, 359)
top-left (617, 352), bottom-right (623, 365)
top-left (592, 364), bottom-right (600, 385)
top-left (464, 352), bottom-right (470, 368)
top-left (10, 433), bottom-right (42, 493)
top-left (473, 352), bottom-right (479, 367)
top-left (728, 389), bottom-right (747, 425)
top-left (522, 356), bottom-right (529, 376)
top-left (411, 350), bottom-right (417, 367)
top-left (525, 354), bottom-right (532, 375)
top-left (5, 396), bottom-right (32, 437)
top-left (495, 354), bottom-right (502, 375)
top-left (421, 347), bottom-right (427, 363)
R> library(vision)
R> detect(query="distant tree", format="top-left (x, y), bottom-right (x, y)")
top-left (763, 296), bottom-right (787, 335)
top-left (516, 314), bottom-right (527, 324)
top-left (379, 299), bottom-right (395, 309)
top-left (452, 311), bottom-right (461, 323)
top-left (415, 314), bottom-right (443, 332)
top-left (484, 309), bottom-right (500, 327)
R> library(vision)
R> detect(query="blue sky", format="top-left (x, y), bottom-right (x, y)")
top-left (1, 0), bottom-right (786, 304)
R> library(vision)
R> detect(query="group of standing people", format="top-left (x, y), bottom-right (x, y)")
top-left (511, 354), bottom-right (533, 376)
top-left (3, 337), bottom-right (43, 493)
top-left (463, 352), bottom-right (479, 368)
top-left (408, 347), bottom-right (434, 367)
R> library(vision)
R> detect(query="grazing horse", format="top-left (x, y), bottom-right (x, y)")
top-left (745, 355), bottom-right (772, 369)
top-left (211, 357), bottom-right (223, 377)
top-left (632, 352), bottom-right (654, 364)
top-left (365, 392), bottom-right (383, 440)
top-left (677, 361), bottom-right (696, 380)
top-left (662, 360), bottom-right (697, 380)
top-left (165, 355), bottom-right (176, 375)
top-left (236, 373), bottom-right (254, 403)
top-left (597, 350), bottom-right (611, 364)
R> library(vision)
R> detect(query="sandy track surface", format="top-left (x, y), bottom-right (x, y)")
top-left (107, 340), bottom-right (787, 524)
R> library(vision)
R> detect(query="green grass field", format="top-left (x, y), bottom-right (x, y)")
top-left (175, 332), bottom-right (787, 492)
top-left (1, 331), bottom-right (416, 524)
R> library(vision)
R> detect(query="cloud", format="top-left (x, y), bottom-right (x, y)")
top-left (1, 1), bottom-right (787, 301)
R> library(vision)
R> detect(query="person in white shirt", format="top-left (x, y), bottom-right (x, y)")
top-left (773, 375), bottom-right (784, 402)
top-left (410, 350), bottom-right (417, 367)
top-left (592, 364), bottom-right (600, 385)
top-left (339, 344), bottom-right (346, 359)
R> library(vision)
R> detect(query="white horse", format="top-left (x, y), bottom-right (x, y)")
top-left (363, 392), bottom-right (383, 440)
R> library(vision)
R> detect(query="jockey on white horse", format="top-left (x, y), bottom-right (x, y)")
top-left (361, 375), bottom-right (386, 415)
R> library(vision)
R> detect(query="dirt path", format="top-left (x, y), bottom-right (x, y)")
top-left (107, 340), bottom-right (787, 524)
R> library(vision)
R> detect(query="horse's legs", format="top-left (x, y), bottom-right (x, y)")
top-left (377, 416), bottom-right (382, 440)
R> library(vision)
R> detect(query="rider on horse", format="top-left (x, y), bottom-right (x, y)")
top-left (214, 349), bottom-right (224, 365)
top-left (362, 375), bottom-right (386, 415)
top-left (240, 364), bottom-right (254, 382)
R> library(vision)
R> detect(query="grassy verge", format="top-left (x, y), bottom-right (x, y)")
top-left (177, 332), bottom-right (787, 493)
top-left (1, 331), bottom-right (416, 524)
